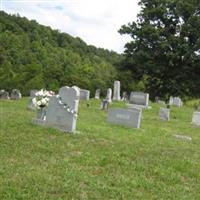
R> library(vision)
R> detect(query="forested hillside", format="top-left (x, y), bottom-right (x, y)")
top-left (0, 11), bottom-right (122, 95)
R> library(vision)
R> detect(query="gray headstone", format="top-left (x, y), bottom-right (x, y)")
top-left (0, 90), bottom-right (9, 99)
top-left (107, 108), bottom-right (142, 128)
top-left (101, 99), bottom-right (109, 110)
top-left (169, 96), bottom-right (182, 107)
top-left (122, 91), bottom-right (128, 101)
top-left (113, 80), bottom-right (121, 101)
top-left (95, 89), bottom-right (100, 99)
top-left (10, 89), bottom-right (22, 100)
top-left (106, 88), bottom-right (112, 103)
top-left (129, 92), bottom-right (149, 107)
top-left (159, 108), bottom-right (170, 121)
top-left (80, 89), bottom-right (90, 100)
top-left (45, 86), bottom-right (80, 132)
top-left (192, 111), bottom-right (200, 126)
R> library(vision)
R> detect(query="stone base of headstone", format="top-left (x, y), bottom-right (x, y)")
top-left (32, 118), bottom-right (46, 126)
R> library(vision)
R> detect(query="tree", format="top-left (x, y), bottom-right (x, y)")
top-left (119, 0), bottom-right (200, 99)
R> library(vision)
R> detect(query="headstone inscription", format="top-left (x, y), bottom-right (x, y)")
top-left (159, 107), bottom-right (170, 121)
top-left (95, 89), bottom-right (100, 99)
top-left (80, 89), bottom-right (90, 100)
top-left (192, 111), bottom-right (200, 126)
top-left (0, 90), bottom-right (9, 99)
top-left (10, 89), bottom-right (22, 100)
top-left (107, 108), bottom-right (142, 129)
top-left (106, 88), bottom-right (112, 103)
top-left (45, 86), bottom-right (80, 132)
top-left (129, 92), bottom-right (149, 108)
top-left (113, 80), bottom-right (121, 101)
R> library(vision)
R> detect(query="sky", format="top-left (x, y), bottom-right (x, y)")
top-left (1, 0), bottom-right (140, 53)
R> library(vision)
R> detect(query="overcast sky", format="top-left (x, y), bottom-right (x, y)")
top-left (1, 0), bottom-right (140, 53)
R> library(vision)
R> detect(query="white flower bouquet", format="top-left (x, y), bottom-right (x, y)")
top-left (32, 89), bottom-right (54, 109)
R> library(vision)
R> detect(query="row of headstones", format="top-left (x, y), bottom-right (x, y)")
top-left (0, 89), bottom-right (22, 100)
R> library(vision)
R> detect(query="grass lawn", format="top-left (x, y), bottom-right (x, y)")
top-left (0, 98), bottom-right (200, 199)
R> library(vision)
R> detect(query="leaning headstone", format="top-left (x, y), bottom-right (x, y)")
top-left (10, 89), bottom-right (22, 100)
top-left (45, 86), bottom-right (80, 133)
top-left (106, 88), bottom-right (112, 103)
top-left (95, 89), bottom-right (100, 99)
top-left (129, 92), bottom-right (149, 108)
top-left (80, 89), bottom-right (90, 100)
top-left (107, 108), bottom-right (142, 129)
top-left (0, 90), bottom-right (9, 99)
top-left (113, 80), bottom-right (121, 101)
top-left (101, 99), bottom-right (109, 110)
top-left (159, 107), bottom-right (170, 121)
top-left (192, 111), bottom-right (200, 126)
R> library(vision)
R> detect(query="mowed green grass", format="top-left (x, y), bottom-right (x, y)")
top-left (0, 98), bottom-right (200, 200)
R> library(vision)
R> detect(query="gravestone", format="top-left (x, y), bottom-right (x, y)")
top-left (157, 100), bottom-right (166, 105)
top-left (106, 88), bottom-right (112, 103)
top-left (159, 108), bottom-right (170, 121)
top-left (101, 99), bottom-right (109, 110)
top-left (95, 89), bottom-right (100, 99)
top-left (80, 89), bottom-right (90, 100)
top-left (45, 86), bottom-right (80, 132)
top-left (113, 80), bottom-right (121, 101)
top-left (169, 96), bottom-right (183, 107)
top-left (129, 92), bottom-right (149, 108)
top-left (27, 90), bottom-right (39, 110)
top-left (107, 108), bottom-right (142, 128)
top-left (122, 92), bottom-right (128, 101)
top-left (10, 89), bottom-right (22, 100)
top-left (192, 111), bottom-right (200, 126)
top-left (0, 90), bottom-right (9, 99)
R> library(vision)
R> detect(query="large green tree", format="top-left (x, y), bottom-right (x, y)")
top-left (119, 0), bottom-right (200, 99)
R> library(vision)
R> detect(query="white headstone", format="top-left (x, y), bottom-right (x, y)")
top-left (106, 88), bottom-right (112, 103)
top-left (95, 89), bottom-right (100, 99)
top-left (159, 108), bottom-right (170, 121)
top-left (192, 111), bottom-right (200, 126)
top-left (107, 108), bottom-right (142, 128)
top-left (113, 81), bottom-right (121, 101)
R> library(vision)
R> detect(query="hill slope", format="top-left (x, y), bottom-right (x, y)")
top-left (0, 11), bottom-right (121, 95)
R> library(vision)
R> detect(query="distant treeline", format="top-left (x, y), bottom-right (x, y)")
top-left (0, 11), bottom-right (128, 96)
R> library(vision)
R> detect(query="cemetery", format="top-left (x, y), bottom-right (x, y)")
top-left (0, 0), bottom-right (200, 198)
top-left (1, 85), bottom-right (200, 199)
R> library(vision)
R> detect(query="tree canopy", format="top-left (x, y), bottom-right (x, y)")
top-left (0, 11), bottom-right (121, 95)
top-left (119, 0), bottom-right (200, 99)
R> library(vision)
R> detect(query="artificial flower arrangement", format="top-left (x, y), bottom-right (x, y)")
top-left (32, 89), bottom-right (54, 109)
